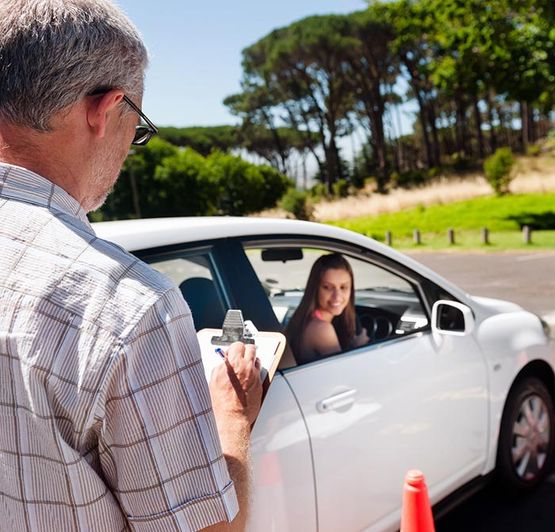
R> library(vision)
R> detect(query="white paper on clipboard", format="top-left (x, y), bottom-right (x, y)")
top-left (197, 328), bottom-right (286, 385)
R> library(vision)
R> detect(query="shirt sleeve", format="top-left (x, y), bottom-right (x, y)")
top-left (98, 288), bottom-right (239, 531)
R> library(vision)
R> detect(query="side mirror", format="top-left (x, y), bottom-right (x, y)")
top-left (431, 300), bottom-right (474, 336)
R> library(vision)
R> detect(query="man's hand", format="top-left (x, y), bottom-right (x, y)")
top-left (209, 342), bottom-right (262, 430)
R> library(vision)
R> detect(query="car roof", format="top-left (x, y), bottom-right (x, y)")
top-left (92, 216), bottom-right (470, 302)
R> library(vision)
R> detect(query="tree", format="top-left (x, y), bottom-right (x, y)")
top-left (236, 15), bottom-right (356, 194)
top-left (343, 10), bottom-right (396, 191)
top-left (158, 126), bottom-right (238, 156)
top-left (203, 151), bottom-right (291, 215)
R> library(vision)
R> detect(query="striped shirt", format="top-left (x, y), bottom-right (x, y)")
top-left (0, 163), bottom-right (238, 531)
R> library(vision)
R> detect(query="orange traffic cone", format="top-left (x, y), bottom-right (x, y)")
top-left (400, 469), bottom-right (435, 532)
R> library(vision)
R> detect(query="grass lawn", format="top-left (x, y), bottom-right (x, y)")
top-left (327, 193), bottom-right (555, 251)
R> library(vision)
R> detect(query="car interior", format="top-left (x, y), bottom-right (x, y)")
top-left (248, 245), bottom-right (430, 362)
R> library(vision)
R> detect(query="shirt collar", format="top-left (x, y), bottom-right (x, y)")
top-left (0, 162), bottom-right (93, 231)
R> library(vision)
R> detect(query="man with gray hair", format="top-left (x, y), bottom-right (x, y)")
top-left (0, 1), bottom-right (261, 531)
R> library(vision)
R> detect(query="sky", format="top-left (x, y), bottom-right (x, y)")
top-left (116, 0), bottom-right (368, 128)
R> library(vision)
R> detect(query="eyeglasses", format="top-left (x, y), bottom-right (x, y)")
top-left (122, 95), bottom-right (158, 146)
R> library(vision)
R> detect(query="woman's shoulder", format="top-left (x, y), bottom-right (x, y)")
top-left (304, 317), bottom-right (340, 348)
top-left (305, 316), bottom-right (334, 334)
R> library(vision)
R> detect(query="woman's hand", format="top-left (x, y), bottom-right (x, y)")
top-left (352, 326), bottom-right (370, 347)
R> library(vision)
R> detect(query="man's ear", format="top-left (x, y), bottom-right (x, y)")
top-left (86, 90), bottom-right (125, 140)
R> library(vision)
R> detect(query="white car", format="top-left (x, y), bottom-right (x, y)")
top-left (94, 216), bottom-right (555, 532)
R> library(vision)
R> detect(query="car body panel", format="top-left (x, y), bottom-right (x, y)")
top-left (248, 374), bottom-right (316, 531)
top-left (282, 328), bottom-right (488, 532)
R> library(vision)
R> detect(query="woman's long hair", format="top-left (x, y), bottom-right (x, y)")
top-left (285, 253), bottom-right (356, 361)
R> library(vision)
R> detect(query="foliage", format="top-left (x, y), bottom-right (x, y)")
top-left (309, 183), bottom-right (328, 200)
top-left (526, 144), bottom-right (541, 157)
top-left (94, 0), bottom-right (555, 223)
top-left (224, 0), bottom-right (554, 189)
top-left (280, 188), bottom-right (314, 221)
top-left (483, 147), bottom-right (516, 195)
top-left (153, 148), bottom-right (218, 216)
top-left (95, 137), bottom-right (179, 221)
top-left (91, 141), bottom-right (290, 220)
top-left (332, 179), bottom-right (350, 198)
top-left (389, 169), bottom-right (427, 189)
top-left (203, 151), bottom-right (291, 216)
top-left (158, 126), bottom-right (238, 156)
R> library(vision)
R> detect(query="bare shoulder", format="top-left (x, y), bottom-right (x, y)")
top-left (305, 318), bottom-right (335, 336)
top-left (304, 318), bottom-right (340, 356)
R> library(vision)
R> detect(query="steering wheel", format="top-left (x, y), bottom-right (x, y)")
top-left (359, 314), bottom-right (393, 341)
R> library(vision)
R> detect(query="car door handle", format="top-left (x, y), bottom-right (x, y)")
top-left (316, 389), bottom-right (357, 413)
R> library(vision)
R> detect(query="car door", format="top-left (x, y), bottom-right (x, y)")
top-left (244, 240), bottom-right (489, 531)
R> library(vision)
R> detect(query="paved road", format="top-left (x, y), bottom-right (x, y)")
top-left (407, 251), bottom-right (555, 325)
top-left (406, 251), bottom-right (555, 531)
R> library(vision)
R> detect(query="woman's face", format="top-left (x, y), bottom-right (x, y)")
top-left (317, 267), bottom-right (352, 319)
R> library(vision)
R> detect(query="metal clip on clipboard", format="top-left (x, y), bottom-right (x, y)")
top-left (210, 309), bottom-right (255, 346)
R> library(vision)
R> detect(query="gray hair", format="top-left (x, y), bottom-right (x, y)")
top-left (0, 0), bottom-right (148, 131)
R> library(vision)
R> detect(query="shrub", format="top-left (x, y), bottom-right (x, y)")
top-left (256, 165), bottom-right (292, 209)
top-left (154, 148), bottom-right (218, 216)
top-left (332, 178), bottom-right (350, 198)
top-left (390, 169), bottom-right (427, 189)
top-left (427, 166), bottom-right (441, 179)
top-left (526, 144), bottom-right (541, 157)
top-left (280, 188), bottom-right (314, 221)
top-left (483, 147), bottom-right (515, 196)
top-left (450, 151), bottom-right (471, 172)
top-left (310, 183), bottom-right (328, 200)
top-left (204, 151), bottom-right (289, 215)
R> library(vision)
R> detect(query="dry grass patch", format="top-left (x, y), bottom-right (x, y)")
top-left (254, 153), bottom-right (555, 222)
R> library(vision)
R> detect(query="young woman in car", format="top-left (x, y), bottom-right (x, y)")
top-left (285, 253), bottom-right (369, 365)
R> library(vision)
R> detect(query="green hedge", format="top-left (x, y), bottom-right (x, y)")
top-left (91, 139), bottom-right (290, 221)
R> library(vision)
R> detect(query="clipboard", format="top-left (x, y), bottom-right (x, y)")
top-left (197, 310), bottom-right (286, 399)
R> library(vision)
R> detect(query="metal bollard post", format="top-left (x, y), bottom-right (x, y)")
top-left (448, 228), bottom-right (455, 245)
top-left (523, 225), bottom-right (532, 245)
top-left (385, 231), bottom-right (392, 246)
top-left (481, 227), bottom-right (489, 245)
top-left (413, 229), bottom-right (421, 245)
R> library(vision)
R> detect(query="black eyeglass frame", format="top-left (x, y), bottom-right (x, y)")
top-left (122, 95), bottom-right (159, 146)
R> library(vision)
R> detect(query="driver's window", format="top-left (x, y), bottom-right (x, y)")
top-left (245, 245), bottom-right (428, 362)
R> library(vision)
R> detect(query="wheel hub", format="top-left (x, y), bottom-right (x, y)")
top-left (511, 394), bottom-right (550, 481)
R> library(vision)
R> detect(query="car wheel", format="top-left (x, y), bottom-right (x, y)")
top-left (497, 377), bottom-right (555, 491)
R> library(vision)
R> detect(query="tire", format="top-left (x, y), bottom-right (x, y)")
top-left (496, 376), bottom-right (555, 491)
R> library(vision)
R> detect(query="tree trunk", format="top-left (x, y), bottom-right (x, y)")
top-left (428, 99), bottom-right (441, 167)
top-left (327, 131), bottom-right (343, 191)
top-left (485, 90), bottom-right (497, 154)
top-left (520, 101), bottom-right (529, 152)
top-left (371, 106), bottom-right (388, 192)
top-left (528, 106), bottom-right (536, 144)
top-left (393, 102), bottom-right (404, 172)
top-left (472, 97), bottom-right (485, 160)
top-left (402, 57), bottom-right (432, 168)
top-left (416, 91), bottom-right (433, 167)
top-left (455, 94), bottom-right (468, 156)
top-left (262, 108), bottom-right (288, 175)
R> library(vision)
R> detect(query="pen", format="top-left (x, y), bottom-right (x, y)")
top-left (215, 347), bottom-right (226, 359)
